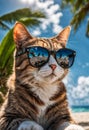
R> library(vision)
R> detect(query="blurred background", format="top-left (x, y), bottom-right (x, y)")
top-left (0, 0), bottom-right (89, 113)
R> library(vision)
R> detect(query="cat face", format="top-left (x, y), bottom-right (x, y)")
top-left (13, 22), bottom-right (71, 85)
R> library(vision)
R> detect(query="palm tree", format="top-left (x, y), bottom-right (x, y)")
top-left (0, 8), bottom-right (46, 105)
top-left (61, 0), bottom-right (89, 37)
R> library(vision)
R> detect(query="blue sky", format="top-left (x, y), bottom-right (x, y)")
top-left (0, 0), bottom-right (89, 106)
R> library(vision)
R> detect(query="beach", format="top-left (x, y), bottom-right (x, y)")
top-left (72, 112), bottom-right (89, 130)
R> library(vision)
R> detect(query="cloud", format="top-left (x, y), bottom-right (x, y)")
top-left (72, 76), bottom-right (89, 99)
top-left (26, 0), bottom-right (63, 36)
top-left (32, 28), bottom-right (41, 36)
top-left (66, 76), bottom-right (89, 106)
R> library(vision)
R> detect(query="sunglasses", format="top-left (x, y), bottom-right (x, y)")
top-left (16, 46), bottom-right (76, 68)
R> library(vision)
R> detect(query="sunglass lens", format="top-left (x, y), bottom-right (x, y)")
top-left (56, 49), bottom-right (75, 68)
top-left (28, 47), bottom-right (49, 67)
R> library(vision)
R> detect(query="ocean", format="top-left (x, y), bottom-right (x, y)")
top-left (71, 106), bottom-right (89, 113)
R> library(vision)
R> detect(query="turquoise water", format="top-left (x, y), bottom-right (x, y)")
top-left (71, 106), bottom-right (89, 113)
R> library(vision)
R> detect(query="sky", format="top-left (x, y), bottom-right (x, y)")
top-left (0, 0), bottom-right (89, 106)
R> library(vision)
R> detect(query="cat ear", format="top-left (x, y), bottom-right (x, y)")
top-left (54, 26), bottom-right (71, 47)
top-left (13, 22), bottom-right (33, 48)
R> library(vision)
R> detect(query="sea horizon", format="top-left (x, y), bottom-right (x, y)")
top-left (71, 105), bottom-right (89, 113)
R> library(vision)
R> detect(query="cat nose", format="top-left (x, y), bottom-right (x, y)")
top-left (49, 64), bottom-right (57, 71)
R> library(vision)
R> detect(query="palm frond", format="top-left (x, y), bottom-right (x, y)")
top-left (19, 17), bottom-right (41, 27)
top-left (0, 21), bottom-right (10, 30)
top-left (0, 8), bottom-right (46, 24)
top-left (61, 0), bottom-right (89, 37)
top-left (0, 29), bottom-right (14, 100)
top-left (0, 29), bottom-right (15, 70)
top-left (71, 2), bottom-right (89, 30)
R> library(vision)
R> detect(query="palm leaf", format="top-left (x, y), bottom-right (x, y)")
top-left (71, 2), bottom-right (89, 30)
top-left (0, 8), bottom-right (46, 30)
top-left (19, 17), bottom-right (41, 27)
top-left (0, 29), bottom-right (15, 103)
top-left (0, 29), bottom-right (15, 71)
top-left (61, 0), bottom-right (89, 37)
top-left (0, 21), bottom-right (10, 30)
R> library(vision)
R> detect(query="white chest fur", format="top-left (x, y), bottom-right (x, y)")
top-left (32, 84), bottom-right (59, 116)
top-left (38, 85), bottom-right (58, 101)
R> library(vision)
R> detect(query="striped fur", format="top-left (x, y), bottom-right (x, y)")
top-left (0, 22), bottom-right (77, 130)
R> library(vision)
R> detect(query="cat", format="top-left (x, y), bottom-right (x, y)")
top-left (0, 22), bottom-right (84, 130)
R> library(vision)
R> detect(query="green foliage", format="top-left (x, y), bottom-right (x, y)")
top-left (0, 21), bottom-right (10, 30)
top-left (0, 8), bottom-right (46, 30)
top-left (61, 0), bottom-right (89, 37)
top-left (0, 29), bottom-right (14, 104)
top-left (0, 29), bottom-right (15, 70)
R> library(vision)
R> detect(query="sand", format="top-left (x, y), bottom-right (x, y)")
top-left (72, 112), bottom-right (89, 130)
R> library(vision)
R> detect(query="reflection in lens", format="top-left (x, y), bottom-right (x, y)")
top-left (56, 49), bottom-right (74, 68)
top-left (28, 47), bottom-right (49, 67)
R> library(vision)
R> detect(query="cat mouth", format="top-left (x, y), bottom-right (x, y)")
top-left (45, 72), bottom-right (56, 78)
